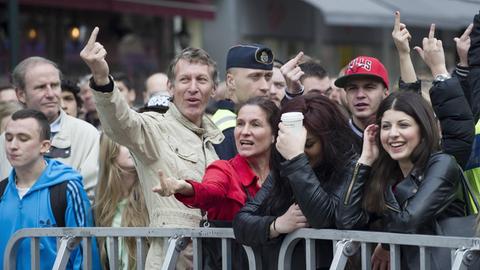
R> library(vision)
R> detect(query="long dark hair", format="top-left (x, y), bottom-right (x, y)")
top-left (364, 91), bottom-right (441, 213)
top-left (260, 92), bottom-right (358, 214)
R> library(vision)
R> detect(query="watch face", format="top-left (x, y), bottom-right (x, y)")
top-left (434, 74), bottom-right (451, 82)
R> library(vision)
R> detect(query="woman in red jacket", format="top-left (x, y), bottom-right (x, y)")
top-left (152, 96), bottom-right (278, 221)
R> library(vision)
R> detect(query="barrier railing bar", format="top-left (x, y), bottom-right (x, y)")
top-left (193, 238), bottom-right (202, 270)
top-left (389, 244), bottom-right (401, 270)
top-left (275, 229), bottom-right (480, 248)
top-left (83, 236), bottom-right (92, 270)
top-left (135, 237), bottom-right (146, 270)
top-left (31, 237), bottom-right (39, 270)
top-left (361, 242), bottom-right (372, 270)
top-left (5, 228), bottom-right (480, 270)
top-left (221, 238), bottom-right (232, 270)
top-left (419, 246), bottom-right (430, 270)
top-left (107, 237), bottom-right (119, 270)
top-left (305, 238), bottom-right (316, 270)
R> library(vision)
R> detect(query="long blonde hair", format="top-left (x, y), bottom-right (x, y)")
top-left (94, 133), bottom-right (149, 269)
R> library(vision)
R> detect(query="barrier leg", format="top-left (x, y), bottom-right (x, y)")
top-left (305, 239), bottom-right (316, 270)
top-left (136, 237), bottom-right (147, 270)
top-left (390, 244), bottom-right (401, 270)
top-left (52, 236), bottom-right (82, 270)
top-left (329, 240), bottom-right (359, 270)
top-left (221, 238), bottom-right (232, 270)
top-left (161, 236), bottom-right (188, 270)
top-left (361, 242), bottom-right (372, 270)
top-left (31, 237), bottom-right (40, 270)
top-left (243, 245), bottom-right (261, 270)
top-left (107, 237), bottom-right (119, 269)
top-left (193, 238), bottom-right (202, 270)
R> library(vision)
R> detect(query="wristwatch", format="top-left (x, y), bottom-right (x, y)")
top-left (433, 73), bottom-right (451, 84)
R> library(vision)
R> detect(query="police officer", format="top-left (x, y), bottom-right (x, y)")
top-left (213, 44), bottom-right (274, 160)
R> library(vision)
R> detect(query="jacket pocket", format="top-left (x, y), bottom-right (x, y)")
top-left (167, 135), bottom-right (198, 164)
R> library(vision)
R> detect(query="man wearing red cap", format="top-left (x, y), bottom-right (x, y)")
top-left (334, 56), bottom-right (389, 140)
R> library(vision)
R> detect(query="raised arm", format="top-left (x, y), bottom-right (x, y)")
top-left (80, 27), bottom-right (110, 86)
top-left (392, 11), bottom-right (417, 85)
top-left (80, 27), bottom-right (159, 157)
top-left (452, 24), bottom-right (474, 113)
top-left (281, 52), bottom-right (305, 98)
top-left (416, 24), bottom-right (474, 168)
top-left (336, 125), bottom-right (378, 229)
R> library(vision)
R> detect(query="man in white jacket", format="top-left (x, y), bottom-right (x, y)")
top-left (0, 56), bottom-right (99, 200)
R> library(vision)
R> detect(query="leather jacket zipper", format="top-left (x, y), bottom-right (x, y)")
top-left (344, 162), bottom-right (361, 205)
top-left (386, 203), bottom-right (400, 213)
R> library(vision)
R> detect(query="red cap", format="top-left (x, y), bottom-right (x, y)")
top-left (334, 56), bottom-right (389, 89)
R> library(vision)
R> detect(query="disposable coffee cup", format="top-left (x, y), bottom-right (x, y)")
top-left (281, 112), bottom-right (304, 133)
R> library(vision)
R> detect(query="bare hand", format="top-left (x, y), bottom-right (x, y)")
top-left (275, 204), bottom-right (309, 234)
top-left (454, 23), bottom-right (473, 67)
top-left (392, 11), bottom-right (412, 55)
top-left (152, 170), bottom-right (183, 197)
top-left (276, 122), bottom-right (307, 160)
top-left (371, 243), bottom-right (390, 270)
top-left (80, 27), bottom-right (110, 86)
top-left (280, 52), bottom-right (304, 94)
top-left (414, 24), bottom-right (448, 77)
top-left (358, 124), bottom-right (379, 166)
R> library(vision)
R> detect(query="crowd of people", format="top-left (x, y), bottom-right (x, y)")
top-left (0, 9), bottom-right (479, 270)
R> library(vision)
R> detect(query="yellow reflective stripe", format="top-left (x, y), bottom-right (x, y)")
top-left (475, 120), bottom-right (480, 134)
top-left (212, 109), bottom-right (237, 132)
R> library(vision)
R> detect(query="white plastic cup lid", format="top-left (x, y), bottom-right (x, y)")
top-left (281, 112), bottom-right (304, 122)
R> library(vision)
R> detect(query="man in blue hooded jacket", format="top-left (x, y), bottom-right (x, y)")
top-left (0, 109), bottom-right (100, 269)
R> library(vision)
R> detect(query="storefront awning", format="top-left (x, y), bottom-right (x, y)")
top-left (12, 0), bottom-right (216, 19)
top-left (303, 0), bottom-right (477, 29)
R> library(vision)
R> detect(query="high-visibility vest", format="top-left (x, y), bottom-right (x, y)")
top-left (465, 120), bottom-right (480, 212)
top-left (211, 109), bottom-right (237, 132)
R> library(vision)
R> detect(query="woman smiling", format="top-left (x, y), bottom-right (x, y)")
top-left (337, 91), bottom-right (467, 269)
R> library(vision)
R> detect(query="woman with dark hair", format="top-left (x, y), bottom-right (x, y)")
top-left (233, 93), bottom-right (360, 269)
top-left (337, 91), bottom-right (466, 269)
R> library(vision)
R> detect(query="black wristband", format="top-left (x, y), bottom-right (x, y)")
top-left (285, 85), bottom-right (305, 99)
top-left (89, 75), bottom-right (114, 93)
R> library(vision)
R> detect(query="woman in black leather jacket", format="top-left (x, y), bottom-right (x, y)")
top-left (337, 91), bottom-right (466, 270)
top-left (233, 93), bottom-right (359, 270)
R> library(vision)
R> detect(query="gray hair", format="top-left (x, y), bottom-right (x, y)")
top-left (11, 57), bottom-right (61, 90)
top-left (167, 47), bottom-right (218, 87)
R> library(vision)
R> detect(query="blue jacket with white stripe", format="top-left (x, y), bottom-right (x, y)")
top-left (0, 158), bottom-right (100, 270)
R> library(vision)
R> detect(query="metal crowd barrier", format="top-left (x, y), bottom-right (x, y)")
top-left (277, 229), bottom-right (480, 270)
top-left (4, 227), bottom-right (480, 270)
top-left (3, 227), bottom-right (260, 270)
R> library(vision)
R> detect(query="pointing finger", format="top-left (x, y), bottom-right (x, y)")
top-left (86, 27), bottom-right (99, 49)
top-left (461, 23), bottom-right (473, 40)
top-left (393, 11), bottom-right (401, 32)
top-left (428, 24), bottom-right (435, 39)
